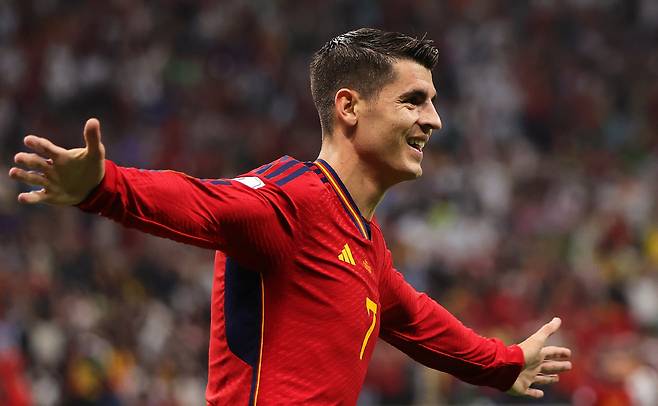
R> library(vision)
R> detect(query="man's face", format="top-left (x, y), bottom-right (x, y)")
top-left (354, 59), bottom-right (442, 185)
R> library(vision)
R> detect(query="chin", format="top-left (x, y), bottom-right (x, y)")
top-left (396, 165), bottom-right (422, 183)
top-left (408, 160), bottom-right (423, 178)
top-left (410, 167), bottom-right (423, 180)
top-left (380, 158), bottom-right (423, 186)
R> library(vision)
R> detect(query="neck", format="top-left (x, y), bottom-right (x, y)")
top-left (317, 147), bottom-right (386, 221)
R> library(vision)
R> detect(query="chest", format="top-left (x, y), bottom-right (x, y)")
top-left (283, 210), bottom-right (383, 321)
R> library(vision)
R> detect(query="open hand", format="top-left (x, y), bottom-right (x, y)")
top-left (8, 118), bottom-right (106, 205)
top-left (508, 317), bottom-right (572, 398)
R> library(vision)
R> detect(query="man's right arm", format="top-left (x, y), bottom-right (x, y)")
top-left (9, 118), bottom-right (296, 268)
top-left (78, 159), bottom-right (296, 265)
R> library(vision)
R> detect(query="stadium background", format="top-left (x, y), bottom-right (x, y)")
top-left (1, 0), bottom-right (657, 405)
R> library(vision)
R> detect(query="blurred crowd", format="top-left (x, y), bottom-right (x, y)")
top-left (1, 0), bottom-right (657, 405)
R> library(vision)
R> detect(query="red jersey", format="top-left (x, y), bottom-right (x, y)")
top-left (78, 156), bottom-right (524, 405)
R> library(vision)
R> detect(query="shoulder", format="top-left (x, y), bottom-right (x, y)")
top-left (241, 155), bottom-right (328, 208)
top-left (248, 156), bottom-right (312, 188)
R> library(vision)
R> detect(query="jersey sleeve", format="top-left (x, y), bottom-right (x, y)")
top-left (76, 160), bottom-right (297, 269)
top-left (378, 249), bottom-right (524, 391)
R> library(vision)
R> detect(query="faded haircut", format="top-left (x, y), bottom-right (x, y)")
top-left (310, 28), bottom-right (439, 134)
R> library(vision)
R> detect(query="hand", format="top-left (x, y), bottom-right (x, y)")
top-left (9, 118), bottom-right (106, 206)
top-left (508, 317), bottom-right (572, 398)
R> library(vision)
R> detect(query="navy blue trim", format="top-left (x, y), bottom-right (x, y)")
top-left (307, 163), bottom-right (328, 183)
top-left (256, 155), bottom-right (291, 175)
top-left (264, 160), bottom-right (298, 179)
top-left (209, 179), bottom-right (231, 185)
top-left (275, 165), bottom-right (309, 186)
top-left (316, 159), bottom-right (371, 239)
top-left (224, 258), bottom-right (262, 404)
top-left (337, 199), bottom-right (370, 239)
top-left (249, 365), bottom-right (259, 405)
top-left (254, 163), bottom-right (273, 174)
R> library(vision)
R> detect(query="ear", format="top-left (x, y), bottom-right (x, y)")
top-left (334, 88), bottom-right (360, 128)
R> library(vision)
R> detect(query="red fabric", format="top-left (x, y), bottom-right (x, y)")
top-left (0, 350), bottom-right (32, 406)
top-left (78, 157), bottom-right (524, 405)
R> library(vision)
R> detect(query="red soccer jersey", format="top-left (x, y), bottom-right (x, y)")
top-left (78, 156), bottom-right (524, 405)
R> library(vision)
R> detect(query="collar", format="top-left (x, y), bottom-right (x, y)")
top-left (314, 159), bottom-right (371, 240)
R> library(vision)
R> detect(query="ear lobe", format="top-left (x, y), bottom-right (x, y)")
top-left (334, 88), bottom-right (359, 127)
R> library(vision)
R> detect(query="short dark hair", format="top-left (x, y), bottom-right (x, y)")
top-left (310, 28), bottom-right (439, 134)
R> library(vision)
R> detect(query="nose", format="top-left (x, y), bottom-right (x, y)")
top-left (420, 102), bottom-right (442, 134)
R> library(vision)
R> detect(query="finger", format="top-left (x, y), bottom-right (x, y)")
top-left (540, 360), bottom-right (572, 374)
top-left (524, 388), bottom-right (544, 398)
top-left (17, 189), bottom-right (49, 204)
top-left (534, 317), bottom-right (561, 341)
top-left (534, 374), bottom-right (559, 385)
top-left (542, 346), bottom-right (571, 360)
top-left (83, 118), bottom-right (103, 158)
top-left (24, 135), bottom-right (67, 159)
top-left (14, 152), bottom-right (53, 173)
top-left (8, 167), bottom-right (50, 188)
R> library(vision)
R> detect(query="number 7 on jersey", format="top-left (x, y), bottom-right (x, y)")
top-left (359, 297), bottom-right (378, 360)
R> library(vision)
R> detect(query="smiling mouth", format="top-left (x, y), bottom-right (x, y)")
top-left (406, 139), bottom-right (426, 152)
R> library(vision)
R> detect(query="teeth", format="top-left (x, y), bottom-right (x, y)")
top-left (407, 139), bottom-right (426, 151)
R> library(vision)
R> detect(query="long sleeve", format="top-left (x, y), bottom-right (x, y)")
top-left (76, 159), bottom-right (297, 269)
top-left (378, 249), bottom-right (524, 391)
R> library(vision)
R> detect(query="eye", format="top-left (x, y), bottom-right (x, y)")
top-left (403, 95), bottom-right (423, 106)
top-left (400, 90), bottom-right (432, 107)
top-left (401, 99), bottom-right (418, 109)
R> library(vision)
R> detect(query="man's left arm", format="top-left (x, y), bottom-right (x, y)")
top-left (378, 251), bottom-right (571, 397)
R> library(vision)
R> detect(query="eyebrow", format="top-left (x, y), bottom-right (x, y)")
top-left (399, 89), bottom-right (436, 103)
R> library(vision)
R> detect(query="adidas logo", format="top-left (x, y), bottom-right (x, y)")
top-left (338, 243), bottom-right (356, 265)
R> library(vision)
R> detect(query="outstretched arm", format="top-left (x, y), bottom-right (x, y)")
top-left (379, 265), bottom-right (525, 391)
top-left (379, 251), bottom-right (571, 395)
top-left (9, 118), bottom-right (105, 205)
top-left (9, 119), bottom-right (297, 267)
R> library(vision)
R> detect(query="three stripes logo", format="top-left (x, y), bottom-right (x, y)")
top-left (338, 243), bottom-right (356, 266)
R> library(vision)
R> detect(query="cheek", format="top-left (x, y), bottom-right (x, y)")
top-left (392, 108), bottom-right (418, 131)
top-left (360, 108), bottom-right (414, 151)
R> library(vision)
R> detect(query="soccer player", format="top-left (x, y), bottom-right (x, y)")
top-left (9, 28), bottom-right (571, 404)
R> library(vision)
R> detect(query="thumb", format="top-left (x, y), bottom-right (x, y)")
top-left (535, 317), bottom-right (561, 342)
top-left (83, 118), bottom-right (103, 158)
